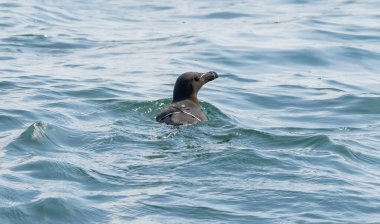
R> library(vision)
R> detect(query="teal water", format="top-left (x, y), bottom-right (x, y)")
top-left (1, 0), bottom-right (380, 223)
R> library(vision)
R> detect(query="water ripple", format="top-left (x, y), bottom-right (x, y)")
top-left (2, 34), bottom-right (94, 54)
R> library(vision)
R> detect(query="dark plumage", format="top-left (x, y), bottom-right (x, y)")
top-left (156, 71), bottom-right (218, 125)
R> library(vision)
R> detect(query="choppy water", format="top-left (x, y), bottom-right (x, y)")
top-left (1, 0), bottom-right (380, 223)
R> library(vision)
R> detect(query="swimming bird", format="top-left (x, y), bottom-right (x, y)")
top-left (156, 71), bottom-right (218, 125)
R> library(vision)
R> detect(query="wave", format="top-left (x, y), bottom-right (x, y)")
top-left (5, 121), bottom-right (89, 155)
top-left (0, 197), bottom-right (107, 224)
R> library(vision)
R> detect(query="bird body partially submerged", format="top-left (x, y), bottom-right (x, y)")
top-left (156, 71), bottom-right (218, 125)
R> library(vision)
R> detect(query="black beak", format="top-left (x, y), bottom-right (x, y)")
top-left (201, 71), bottom-right (218, 82)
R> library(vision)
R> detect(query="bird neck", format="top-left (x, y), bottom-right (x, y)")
top-left (172, 94), bottom-right (199, 104)
top-left (172, 84), bottom-right (200, 104)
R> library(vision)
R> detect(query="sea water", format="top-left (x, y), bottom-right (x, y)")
top-left (1, 0), bottom-right (380, 223)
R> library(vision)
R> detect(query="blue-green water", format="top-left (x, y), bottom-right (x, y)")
top-left (1, 0), bottom-right (380, 223)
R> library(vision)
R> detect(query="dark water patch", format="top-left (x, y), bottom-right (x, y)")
top-left (64, 63), bottom-right (83, 68)
top-left (0, 68), bottom-right (25, 74)
top-left (202, 102), bottom-right (235, 125)
top-left (335, 95), bottom-right (380, 114)
top-left (311, 87), bottom-right (345, 93)
top-left (0, 56), bottom-right (15, 60)
top-left (82, 77), bottom-right (111, 83)
top-left (139, 4), bottom-right (174, 11)
top-left (0, 2), bottom-right (20, 7)
top-left (0, 115), bottom-right (23, 131)
top-left (51, 83), bottom-right (82, 90)
top-left (311, 29), bottom-right (380, 41)
top-left (197, 12), bottom-right (252, 19)
top-left (9, 74), bottom-right (51, 81)
top-left (17, 197), bottom-right (108, 224)
top-left (0, 81), bottom-right (18, 89)
top-left (86, 66), bottom-right (106, 70)
top-left (0, 22), bottom-right (15, 28)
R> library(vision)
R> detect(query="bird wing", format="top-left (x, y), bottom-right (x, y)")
top-left (155, 106), bottom-right (181, 122)
top-left (156, 102), bottom-right (207, 125)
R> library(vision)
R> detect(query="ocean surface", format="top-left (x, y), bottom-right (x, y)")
top-left (1, 0), bottom-right (380, 223)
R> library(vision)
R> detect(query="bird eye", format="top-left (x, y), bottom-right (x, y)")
top-left (194, 76), bottom-right (200, 81)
